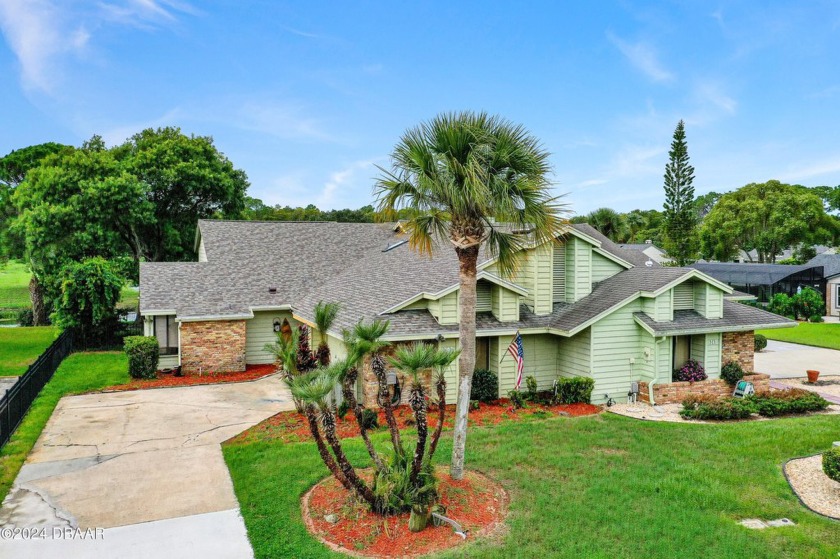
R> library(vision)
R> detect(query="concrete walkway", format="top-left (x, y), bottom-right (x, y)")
top-left (754, 340), bottom-right (840, 379)
top-left (0, 375), bottom-right (294, 559)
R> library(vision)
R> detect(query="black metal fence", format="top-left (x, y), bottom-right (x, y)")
top-left (0, 329), bottom-right (74, 448)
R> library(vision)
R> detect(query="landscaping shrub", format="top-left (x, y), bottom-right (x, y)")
top-left (808, 314), bottom-right (824, 323)
top-left (823, 447), bottom-right (840, 483)
top-left (469, 400), bottom-right (480, 411)
top-left (508, 389), bottom-right (525, 409)
top-left (751, 389), bottom-right (829, 417)
top-left (673, 359), bottom-right (707, 383)
top-left (754, 333), bottom-right (767, 352)
top-left (554, 376), bottom-right (595, 404)
top-left (793, 287), bottom-right (824, 320)
top-left (768, 293), bottom-right (795, 318)
top-left (123, 336), bottom-right (159, 379)
top-left (525, 375), bottom-right (538, 400)
top-left (361, 408), bottom-right (379, 430)
top-left (471, 369), bottom-right (499, 402)
top-left (16, 308), bottom-right (34, 327)
top-left (720, 361), bottom-right (745, 386)
top-left (336, 399), bottom-right (350, 420)
top-left (680, 395), bottom-right (755, 420)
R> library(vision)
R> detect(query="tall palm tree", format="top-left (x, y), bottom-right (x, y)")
top-left (586, 207), bottom-right (629, 242)
top-left (375, 111), bottom-right (567, 479)
top-left (313, 301), bottom-right (340, 366)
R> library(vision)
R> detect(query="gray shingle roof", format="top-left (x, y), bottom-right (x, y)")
top-left (807, 253), bottom-right (840, 278)
top-left (571, 223), bottom-right (657, 267)
top-left (634, 301), bottom-right (794, 335)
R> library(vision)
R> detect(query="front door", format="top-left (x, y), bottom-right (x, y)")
top-left (475, 337), bottom-right (490, 370)
top-left (673, 336), bottom-right (691, 370)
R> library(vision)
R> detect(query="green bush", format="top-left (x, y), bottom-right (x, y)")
top-left (808, 314), bottom-right (824, 323)
top-left (508, 389), bottom-right (525, 409)
top-left (794, 287), bottom-right (825, 320)
top-left (823, 447), bottom-right (840, 483)
top-left (554, 376), bottom-right (595, 404)
top-left (471, 369), bottom-right (499, 402)
top-left (768, 293), bottom-right (794, 318)
top-left (361, 408), bottom-right (379, 430)
top-left (720, 361), bottom-right (745, 386)
top-left (754, 333), bottom-right (767, 352)
top-left (336, 399), bottom-right (350, 420)
top-left (16, 308), bottom-right (34, 327)
top-left (680, 395), bottom-right (755, 420)
top-left (525, 375), bottom-right (538, 400)
top-left (469, 400), bottom-right (480, 411)
top-left (123, 336), bottom-right (159, 379)
top-left (751, 389), bottom-right (829, 417)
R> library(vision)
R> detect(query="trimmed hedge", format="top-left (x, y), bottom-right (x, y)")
top-left (823, 447), bottom-right (840, 483)
top-left (754, 334), bottom-right (767, 352)
top-left (554, 376), bottom-right (595, 404)
top-left (471, 369), bottom-right (499, 402)
top-left (720, 361), bottom-right (745, 386)
top-left (124, 336), bottom-right (159, 379)
top-left (680, 395), bottom-right (755, 420)
top-left (751, 389), bottom-right (829, 417)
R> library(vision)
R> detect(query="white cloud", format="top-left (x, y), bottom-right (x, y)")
top-left (93, 107), bottom-right (184, 145)
top-left (318, 159), bottom-right (382, 206)
top-left (0, 0), bottom-right (193, 93)
top-left (607, 32), bottom-right (674, 83)
top-left (234, 101), bottom-right (337, 142)
top-left (778, 155), bottom-right (840, 182)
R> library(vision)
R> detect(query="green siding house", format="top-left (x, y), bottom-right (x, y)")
top-left (140, 220), bottom-right (793, 405)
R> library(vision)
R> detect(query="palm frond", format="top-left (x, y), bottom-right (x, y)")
top-left (313, 301), bottom-right (340, 344)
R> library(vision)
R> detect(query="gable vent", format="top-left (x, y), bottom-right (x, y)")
top-left (383, 239), bottom-right (408, 252)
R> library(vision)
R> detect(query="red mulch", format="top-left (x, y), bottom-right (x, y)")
top-left (303, 468), bottom-right (507, 558)
top-left (103, 364), bottom-right (277, 392)
top-left (231, 399), bottom-right (601, 444)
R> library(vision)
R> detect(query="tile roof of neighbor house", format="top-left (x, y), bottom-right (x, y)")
top-left (689, 262), bottom-right (823, 285)
top-left (807, 253), bottom-right (840, 278)
top-left (634, 300), bottom-right (794, 335)
top-left (139, 219), bottom-right (789, 339)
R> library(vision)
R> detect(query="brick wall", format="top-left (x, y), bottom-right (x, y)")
top-left (722, 330), bottom-right (754, 372)
top-left (180, 320), bottom-right (247, 374)
top-left (639, 373), bottom-right (769, 404)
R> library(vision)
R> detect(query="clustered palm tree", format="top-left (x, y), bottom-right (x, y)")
top-left (313, 301), bottom-right (340, 366)
top-left (375, 111), bottom-right (567, 479)
top-left (288, 310), bottom-right (458, 529)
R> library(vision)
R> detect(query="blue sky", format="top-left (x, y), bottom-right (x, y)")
top-left (1, 1), bottom-right (839, 215)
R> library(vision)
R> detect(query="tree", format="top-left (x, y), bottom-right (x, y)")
top-left (313, 301), bottom-right (340, 365)
top-left (53, 257), bottom-right (124, 342)
top-left (661, 120), bottom-right (699, 265)
top-left (700, 180), bottom-right (837, 263)
top-left (374, 111), bottom-right (567, 479)
top-left (694, 191), bottom-right (721, 219)
top-left (584, 207), bottom-right (629, 242)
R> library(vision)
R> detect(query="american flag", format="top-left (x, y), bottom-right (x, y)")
top-left (507, 332), bottom-right (524, 390)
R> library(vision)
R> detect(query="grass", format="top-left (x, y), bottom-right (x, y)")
top-left (0, 351), bottom-right (128, 502)
top-left (758, 323), bottom-right (840, 351)
top-left (224, 413), bottom-right (840, 559)
top-left (0, 326), bottom-right (59, 376)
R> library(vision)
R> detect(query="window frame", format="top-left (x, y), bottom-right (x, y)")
top-left (152, 315), bottom-right (179, 356)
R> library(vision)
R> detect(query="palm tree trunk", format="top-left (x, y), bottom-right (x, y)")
top-left (408, 385), bottom-right (428, 485)
top-left (372, 354), bottom-right (403, 455)
top-left (320, 406), bottom-right (378, 507)
top-left (304, 404), bottom-right (352, 491)
top-left (427, 376), bottom-right (447, 461)
top-left (29, 275), bottom-right (47, 326)
top-left (342, 368), bottom-right (386, 472)
top-left (450, 245), bottom-right (479, 480)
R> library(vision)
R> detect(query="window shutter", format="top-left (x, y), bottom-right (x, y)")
top-left (553, 243), bottom-right (565, 303)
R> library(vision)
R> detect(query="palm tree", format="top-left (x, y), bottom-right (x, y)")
top-left (264, 326), bottom-right (306, 412)
top-left (427, 348), bottom-right (459, 462)
top-left (313, 301), bottom-right (340, 365)
top-left (586, 207), bottom-right (629, 242)
top-left (375, 111), bottom-right (567, 479)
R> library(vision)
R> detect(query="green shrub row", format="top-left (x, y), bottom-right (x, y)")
top-left (680, 389), bottom-right (829, 420)
top-left (554, 376), bottom-right (595, 404)
top-left (123, 336), bottom-right (159, 379)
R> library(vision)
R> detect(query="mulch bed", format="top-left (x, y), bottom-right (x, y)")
top-left (303, 468), bottom-right (508, 558)
top-left (102, 364), bottom-right (277, 392)
top-left (232, 400), bottom-right (601, 444)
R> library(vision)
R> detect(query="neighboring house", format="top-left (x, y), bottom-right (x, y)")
top-left (618, 241), bottom-right (671, 265)
top-left (689, 262), bottom-right (826, 304)
top-left (139, 220), bottom-right (793, 405)
top-left (807, 254), bottom-right (840, 317)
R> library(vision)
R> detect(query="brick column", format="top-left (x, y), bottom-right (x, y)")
top-left (180, 320), bottom-right (247, 374)
top-left (360, 343), bottom-right (434, 408)
top-left (722, 330), bottom-right (754, 373)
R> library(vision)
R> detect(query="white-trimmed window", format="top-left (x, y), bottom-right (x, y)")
top-left (153, 316), bottom-right (178, 355)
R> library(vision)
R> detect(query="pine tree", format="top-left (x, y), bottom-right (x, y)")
top-left (662, 120), bottom-right (699, 266)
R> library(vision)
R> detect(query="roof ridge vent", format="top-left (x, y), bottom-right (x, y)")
top-left (383, 239), bottom-right (408, 252)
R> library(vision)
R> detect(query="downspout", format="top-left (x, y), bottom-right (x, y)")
top-left (648, 336), bottom-right (667, 405)
top-left (177, 321), bottom-right (182, 367)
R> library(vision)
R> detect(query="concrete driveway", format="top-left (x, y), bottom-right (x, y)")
top-left (0, 374), bottom-right (294, 559)
top-left (755, 340), bottom-right (840, 378)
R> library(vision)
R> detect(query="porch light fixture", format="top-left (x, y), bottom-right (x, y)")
top-left (273, 319), bottom-right (282, 332)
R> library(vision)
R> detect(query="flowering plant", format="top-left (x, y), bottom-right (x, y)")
top-left (673, 359), bottom-right (707, 383)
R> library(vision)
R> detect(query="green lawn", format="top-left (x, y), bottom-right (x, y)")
top-left (224, 413), bottom-right (840, 559)
top-left (0, 351), bottom-right (128, 502)
top-left (0, 326), bottom-right (58, 376)
top-left (758, 323), bottom-right (840, 350)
